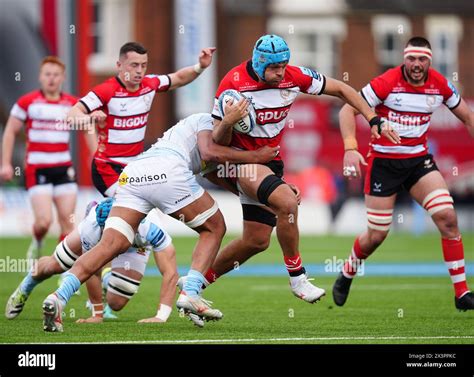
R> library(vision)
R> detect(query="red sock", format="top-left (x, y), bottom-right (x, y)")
top-left (342, 237), bottom-right (367, 278)
top-left (204, 268), bottom-right (219, 285)
top-left (284, 252), bottom-right (305, 276)
top-left (442, 236), bottom-right (469, 298)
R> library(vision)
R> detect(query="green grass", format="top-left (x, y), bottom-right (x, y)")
top-left (0, 234), bottom-right (473, 344)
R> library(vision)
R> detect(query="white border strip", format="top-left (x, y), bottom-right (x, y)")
top-left (2, 336), bottom-right (474, 345)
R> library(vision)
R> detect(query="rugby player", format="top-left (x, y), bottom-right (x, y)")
top-left (204, 34), bottom-right (394, 304)
top-left (333, 36), bottom-right (474, 311)
top-left (0, 57), bottom-right (94, 260)
top-left (67, 42), bottom-right (216, 197)
top-left (5, 198), bottom-right (186, 328)
top-left (41, 105), bottom-right (278, 331)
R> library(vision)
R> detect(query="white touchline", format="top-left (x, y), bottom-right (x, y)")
top-left (3, 336), bottom-right (474, 345)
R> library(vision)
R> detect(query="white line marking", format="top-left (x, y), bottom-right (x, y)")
top-left (2, 336), bottom-right (474, 345)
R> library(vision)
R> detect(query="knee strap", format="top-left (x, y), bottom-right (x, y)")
top-left (185, 201), bottom-right (219, 229)
top-left (367, 208), bottom-right (393, 232)
top-left (104, 217), bottom-right (135, 244)
top-left (257, 175), bottom-right (285, 206)
top-left (422, 189), bottom-right (454, 216)
top-left (107, 271), bottom-right (140, 299)
top-left (54, 240), bottom-right (80, 271)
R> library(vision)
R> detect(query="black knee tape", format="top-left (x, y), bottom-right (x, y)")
top-left (257, 175), bottom-right (285, 206)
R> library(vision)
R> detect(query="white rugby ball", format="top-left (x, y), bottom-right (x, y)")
top-left (218, 89), bottom-right (256, 134)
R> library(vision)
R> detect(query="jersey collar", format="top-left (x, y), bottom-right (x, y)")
top-left (246, 60), bottom-right (260, 82)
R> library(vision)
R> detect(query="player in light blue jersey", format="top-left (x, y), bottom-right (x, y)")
top-left (42, 103), bottom-right (278, 332)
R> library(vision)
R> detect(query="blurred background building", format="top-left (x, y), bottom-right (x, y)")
top-left (0, 0), bottom-right (473, 235)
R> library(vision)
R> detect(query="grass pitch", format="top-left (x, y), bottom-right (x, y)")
top-left (0, 234), bottom-right (473, 344)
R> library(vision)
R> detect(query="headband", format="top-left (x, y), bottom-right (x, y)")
top-left (404, 46), bottom-right (432, 60)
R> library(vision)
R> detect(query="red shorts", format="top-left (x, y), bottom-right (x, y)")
top-left (91, 158), bottom-right (125, 197)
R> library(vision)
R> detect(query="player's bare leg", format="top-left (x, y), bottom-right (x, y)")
top-left (210, 220), bottom-right (272, 276)
top-left (172, 192), bottom-right (226, 321)
top-left (208, 164), bottom-right (324, 303)
top-left (53, 191), bottom-right (77, 238)
top-left (5, 231), bottom-right (82, 319)
top-left (333, 194), bottom-right (396, 306)
top-left (42, 206), bottom-right (144, 332)
top-left (409, 171), bottom-right (473, 310)
top-left (28, 192), bottom-right (53, 260)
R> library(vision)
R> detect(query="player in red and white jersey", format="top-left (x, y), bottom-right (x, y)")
top-left (1, 56), bottom-right (86, 260)
top-left (204, 34), bottom-right (389, 305)
top-left (68, 42), bottom-right (216, 197)
top-left (334, 37), bottom-right (474, 311)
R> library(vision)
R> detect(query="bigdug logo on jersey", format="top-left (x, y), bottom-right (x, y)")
top-left (256, 107), bottom-right (291, 124)
top-left (114, 114), bottom-right (149, 128)
top-left (119, 171), bottom-right (167, 186)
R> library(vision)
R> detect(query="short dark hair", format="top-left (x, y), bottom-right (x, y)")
top-left (406, 36), bottom-right (431, 49)
top-left (119, 42), bottom-right (147, 58)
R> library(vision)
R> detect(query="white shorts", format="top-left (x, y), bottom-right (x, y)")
top-left (114, 151), bottom-right (204, 215)
top-left (111, 247), bottom-right (149, 275)
top-left (28, 182), bottom-right (78, 198)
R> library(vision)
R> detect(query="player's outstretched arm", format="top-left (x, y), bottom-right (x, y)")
top-left (325, 78), bottom-right (401, 144)
top-left (67, 102), bottom-right (104, 154)
top-left (198, 131), bottom-right (278, 164)
top-left (76, 272), bottom-right (104, 324)
top-left (138, 245), bottom-right (178, 323)
top-left (451, 98), bottom-right (474, 138)
top-left (167, 47), bottom-right (216, 91)
top-left (0, 116), bottom-right (23, 181)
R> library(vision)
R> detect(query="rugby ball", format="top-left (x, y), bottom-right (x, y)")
top-left (218, 89), bottom-right (256, 134)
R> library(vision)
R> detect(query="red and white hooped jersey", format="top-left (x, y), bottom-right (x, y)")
top-left (10, 90), bottom-right (78, 167)
top-left (80, 75), bottom-right (170, 165)
top-left (211, 61), bottom-right (326, 160)
top-left (361, 66), bottom-right (461, 159)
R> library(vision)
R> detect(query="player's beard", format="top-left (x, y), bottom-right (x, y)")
top-left (407, 67), bottom-right (427, 84)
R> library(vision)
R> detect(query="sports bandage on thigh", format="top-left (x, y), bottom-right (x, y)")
top-left (422, 189), bottom-right (454, 216)
top-left (54, 240), bottom-right (81, 271)
top-left (367, 208), bottom-right (393, 231)
top-left (104, 217), bottom-right (135, 244)
top-left (185, 201), bottom-right (219, 228)
top-left (257, 175), bottom-right (285, 206)
top-left (107, 271), bottom-right (141, 299)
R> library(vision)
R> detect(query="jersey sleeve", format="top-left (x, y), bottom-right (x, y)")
top-left (146, 74), bottom-right (171, 93)
top-left (360, 74), bottom-right (391, 107)
top-left (295, 66), bottom-right (326, 95)
top-left (137, 210), bottom-right (172, 252)
top-left (10, 94), bottom-right (31, 121)
top-left (196, 114), bottom-right (215, 133)
top-left (443, 80), bottom-right (461, 110)
top-left (211, 72), bottom-right (238, 120)
top-left (79, 82), bottom-right (114, 113)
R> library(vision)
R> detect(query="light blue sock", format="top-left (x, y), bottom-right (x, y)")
top-left (183, 269), bottom-right (205, 297)
top-left (19, 272), bottom-right (41, 295)
top-left (102, 270), bottom-right (112, 291)
top-left (55, 272), bottom-right (81, 306)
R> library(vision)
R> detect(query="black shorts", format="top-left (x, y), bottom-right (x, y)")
top-left (242, 159), bottom-right (284, 227)
top-left (25, 165), bottom-right (76, 189)
top-left (364, 154), bottom-right (439, 197)
top-left (91, 159), bottom-right (125, 197)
